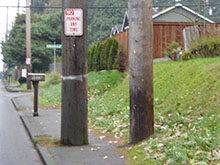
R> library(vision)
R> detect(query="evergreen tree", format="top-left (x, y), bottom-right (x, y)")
top-left (2, 12), bottom-right (62, 72)
top-left (93, 43), bottom-right (103, 71)
top-left (108, 39), bottom-right (119, 70)
top-left (103, 39), bottom-right (113, 70)
top-left (31, 0), bottom-right (49, 14)
top-left (88, 0), bottom-right (128, 44)
top-left (88, 43), bottom-right (97, 71)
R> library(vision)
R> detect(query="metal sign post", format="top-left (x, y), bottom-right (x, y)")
top-left (54, 41), bottom-right (56, 74)
top-left (46, 43), bottom-right (62, 74)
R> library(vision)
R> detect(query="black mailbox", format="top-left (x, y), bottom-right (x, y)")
top-left (28, 73), bottom-right (46, 117)
top-left (28, 73), bottom-right (45, 81)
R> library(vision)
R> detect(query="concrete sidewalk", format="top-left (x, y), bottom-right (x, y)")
top-left (3, 80), bottom-right (23, 92)
top-left (12, 94), bottom-right (125, 165)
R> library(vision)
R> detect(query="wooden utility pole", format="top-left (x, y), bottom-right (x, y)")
top-left (26, 0), bottom-right (32, 89)
top-left (61, 0), bottom-right (88, 145)
top-left (6, 7), bottom-right (8, 40)
top-left (206, 0), bottom-right (209, 17)
top-left (128, 0), bottom-right (154, 144)
top-left (18, 0), bottom-right (20, 14)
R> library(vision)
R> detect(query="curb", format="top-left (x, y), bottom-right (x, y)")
top-left (19, 115), bottom-right (48, 165)
top-left (2, 80), bottom-right (23, 93)
top-left (19, 114), bottom-right (58, 165)
top-left (10, 95), bottom-right (125, 165)
top-left (11, 98), bottom-right (19, 111)
top-left (11, 97), bottom-right (57, 165)
top-left (11, 95), bottom-right (33, 111)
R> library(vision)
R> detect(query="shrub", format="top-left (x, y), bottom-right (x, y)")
top-left (18, 77), bottom-right (26, 84)
top-left (48, 74), bottom-right (61, 86)
top-left (103, 39), bottom-right (114, 70)
top-left (88, 38), bottom-right (123, 72)
top-left (41, 73), bottom-right (61, 88)
top-left (88, 44), bottom-right (97, 71)
top-left (94, 43), bottom-right (103, 71)
top-left (107, 39), bottom-right (119, 70)
top-left (117, 46), bottom-right (127, 72)
top-left (190, 37), bottom-right (220, 58)
top-left (56, 56), bottom-right (62, 63)
top-left (164, 41), bottom-right (180, 59)
top-left (182, 51), bottom-right (193, 61)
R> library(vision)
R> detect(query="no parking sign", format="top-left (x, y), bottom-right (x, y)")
top-left (64, 9), bottom-right (83, 36)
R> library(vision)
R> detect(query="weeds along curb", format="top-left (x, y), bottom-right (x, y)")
top-left (11, 97), bottom-right (53, 165)
top-left (19, 115), bottom-right (48, 165)
top-left (2, 80), bottom-right (22, 93)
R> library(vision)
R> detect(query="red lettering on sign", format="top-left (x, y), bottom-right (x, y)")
top-left (66, 17), bottom-right (81, 21)
top-left (64, 8), bottom-right (83, 36)
top-left (70, 22), bottom-right (77, 26)
top-left (65, 9), bottom-right (74, 15)
top-left (70, 28), bottom-right (78, 32)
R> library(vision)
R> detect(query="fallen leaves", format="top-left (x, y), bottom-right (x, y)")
top-left (99, 136), bottom-right (105, 140)
top-left (90, 147), bottom-right (100, 151)
top-left (133, 156), bottom-right (137, 160)
top-left (103, 156), bottom-right (108, 160)
top-left (86, 64), bottom-right (220, 164)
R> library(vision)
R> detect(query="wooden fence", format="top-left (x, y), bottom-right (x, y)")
top-left (102, 22), bottom-right (220, 62)
top-left (153, 22), bottom-right (192, 58)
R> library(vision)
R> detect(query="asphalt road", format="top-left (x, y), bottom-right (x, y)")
top-left (0, 81), bottom-right (42, 165)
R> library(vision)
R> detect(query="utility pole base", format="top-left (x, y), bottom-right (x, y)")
top-left (33, 112), bottom-right (39, 117)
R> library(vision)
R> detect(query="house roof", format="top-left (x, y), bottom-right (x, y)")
top-left (152, 3), bottom-right (214, 23)
top-left (112, 3), bottom-right (214, 36)
top-left (115, 24), bottom-right (122, 32)
top-left (121, 12), bottom-right (129, 32)
top-left (110, 24), bottom-right (123, 37)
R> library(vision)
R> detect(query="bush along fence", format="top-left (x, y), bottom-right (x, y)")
top-left (183, 24), bottom-right (220, 60)
top-left (190, 36), bottom-right (220, 58)
top-left (88, 38), bottom-right (127, 72)
top-left (103, 22), bottom-right (220, 64)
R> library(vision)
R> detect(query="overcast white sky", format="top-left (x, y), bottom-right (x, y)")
top-left (0, 0), bottom-right (26, 72)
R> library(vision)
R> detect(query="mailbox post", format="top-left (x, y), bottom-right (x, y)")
top-left (28, 73), bottom-right (45, 117)
top-left (8, 74), bottom-right (12, 85)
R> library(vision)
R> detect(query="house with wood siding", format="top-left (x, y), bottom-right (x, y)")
top-left (107, 3), bottom-right (216, 61)
top-left (112, 3), bottom-right (214, 36)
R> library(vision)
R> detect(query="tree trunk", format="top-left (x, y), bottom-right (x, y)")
top-left (128, 0), bottom-right (154, 144)
top-left (61, 0), bottom-right (88, 145)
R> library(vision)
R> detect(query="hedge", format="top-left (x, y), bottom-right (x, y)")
top-left (88, 38), bottom-right (126, 72)
top-left (190, 37), bottom-right (220, 58)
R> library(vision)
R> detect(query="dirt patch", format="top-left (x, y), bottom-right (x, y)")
top-left (16, 108), bottom-right (31, 111)
top-left (34, 135), bottom-right (60, 148)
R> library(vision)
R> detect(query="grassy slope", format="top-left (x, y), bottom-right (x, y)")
top-left (38, 58), bottom-right (220, 164)
top-left (38, 70), bottom-right (126, 108)
top-left (127, 58), bottom-right (220, 164)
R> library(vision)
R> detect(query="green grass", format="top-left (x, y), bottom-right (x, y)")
top-left (38, 70), bottom-right (126, 108)
top-left (19, 83), bottom-right (34, 92)
top-left (38, 58), bottom-right (220, 164)
top-left (38, 83), bottom-right (61, 108)
top-left (10, 78), bottom-right (20, 86)
top-left (34, 135), bottom-right (60, 147)
top-left (39, 73), bottom-right (61, 89)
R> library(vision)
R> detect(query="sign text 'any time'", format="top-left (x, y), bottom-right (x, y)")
top-left (64, 9), bottom-right (83, 36)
